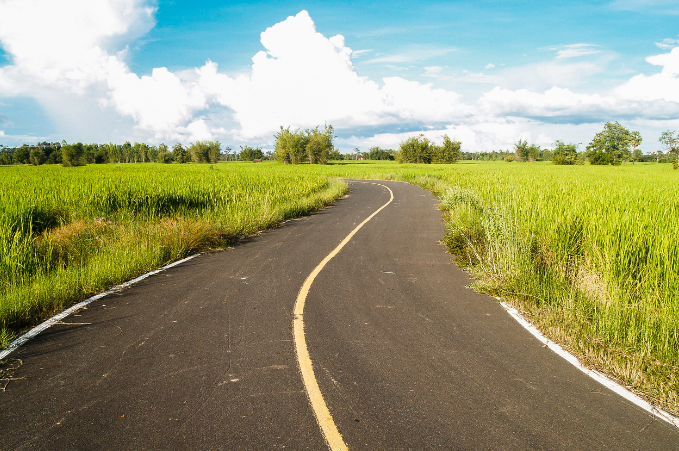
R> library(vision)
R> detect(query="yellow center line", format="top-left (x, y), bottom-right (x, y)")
top-left (293, 182), bottom-right (394, 451)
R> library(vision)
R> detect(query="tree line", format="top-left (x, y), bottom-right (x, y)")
top-left (0, 140), bottom-right (280, 166)
top-left (505, 122), bottom-right (679, 167)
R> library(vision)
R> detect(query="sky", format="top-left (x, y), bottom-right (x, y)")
top-left (0, 0), bottom-right (678, 153)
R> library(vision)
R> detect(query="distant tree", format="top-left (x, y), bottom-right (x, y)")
top-left (328, 148), bottom-right (344, 160)
top-left (514, 139), bottom-right (529, 162)
top-left (157, 143), bottom-right (173, 163)
top-left (239, 146), bottom-right (264, 161)
top-left (632, 148), bottom-right (643, 164)
top-left (147, 145), bottom-right (159, 162)
top-left (305, 125), bottom-right (333, 164)
top-left (207, 141), bottom-right (221, 163)
top-left (630, 131), bottom-right (642, 163)
top-left (366, 147), bottom-right (394, 160)
top-left (552, 141), bottom-right (579, 165)
top-left (432, 135), bottom-right (461, 163)
top-left (14, 145), bottom-right (30, 164)
top-left (586, 122), bottom-right (638, 165)
top-left (61, 143), bottom-right (85, 167)
top-left (274, 127), bottom-right (308, 164)
top-left (659, 130), bottom-right (679, 163)
top-left (398, 135), bottom-right (433, 163)
top-left (121, 141), bottom-right (132, 163)
top-left (188, 141), bottom-right (210, 163)
top-left (29, 147), bottom-right (46, 165)
top-left (172, 143), bottom-right (189, 163)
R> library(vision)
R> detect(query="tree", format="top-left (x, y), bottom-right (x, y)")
top-left (328, 148), bottom-right (343, 160)
top-left (632, 148), bottom-right (643, 164)
top-left (239, 146), bottom-right (264, 161)
top-left (514, 139), bottom-right (529, 162)
top-left (305, 125), bottom-right (333, 164)
top-left (188, 141), bottom-right (210, 163)
top-left (432, 135), bottom-right (461, 163)
top-left (61, 143), bottom-right (85, 167)
top-left (586, 122), bottom-right (638, 165)
top-left (14, 145), bottom-right (30, 164)
top-left (366, 147), bottom-right (394, 160)
top-left (274, 127), bottom-right (307, 164)
top-left (29, 147), bottom-right (46, 165)
top-left (207, 141), bottom-right (221, 163)
top-left (172, 143), bottom-right (189, 163)
top-left (147, 145), bottom-right (159, 162)
top-left (630, 131), bottom-right (642, 163)
top-left (659, 130), bottom-right (679, 163)
top-left (552, 141), bottom-right (578, 165)
top-left (398, 135), bottom-right (433, 163)
top-left (157, 143), bottom-right (173, 163)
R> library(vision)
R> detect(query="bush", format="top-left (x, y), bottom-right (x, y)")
top-left (61, 143), bottom-right (85, 167)
top-left (552, 141), bottom-right (578, 165)
top-left (274, 125), bottom-right (334, 164)
top-left (239, 146), bottom-right (264, 161)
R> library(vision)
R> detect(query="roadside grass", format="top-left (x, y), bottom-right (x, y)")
top-left (2, 159), bottom-right (678, 415)
top-left (0, 162), bottom-right (347, 345)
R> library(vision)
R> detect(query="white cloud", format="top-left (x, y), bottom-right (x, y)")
top-left (485, 63), bottom-right (495, 69)
top-left (552, 43), bottom-right (601, 59)
top-left (196, 11), bottom-right (472, 139)
top-left (424, 66), bottom-right (443, 75)
top-left (655, 37), bottom-right (679, 49)
top-left (616, 46), bottom-right (679, 102)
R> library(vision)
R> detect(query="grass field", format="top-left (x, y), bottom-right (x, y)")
top-left (0, 162), bottom-right (346, 345)
top-left (1, 160), bottom-right (678, 414)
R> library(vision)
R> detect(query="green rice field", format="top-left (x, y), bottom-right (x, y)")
top-left (1, 160), bottom-right (678, 413)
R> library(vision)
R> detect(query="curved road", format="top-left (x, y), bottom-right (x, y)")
top-left (1, 180), bottom-right (677, 449)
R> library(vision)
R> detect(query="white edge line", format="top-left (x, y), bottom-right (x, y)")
top-left (498, 299), bottom-right (679, 429)
top-left (0, 254), bottom-right (201, 361)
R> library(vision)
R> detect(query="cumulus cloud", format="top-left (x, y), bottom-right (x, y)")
top-left (485, 63), bottom-right (495, 69)
top-left (616, 46), bottom-right (679, 103)
top-left (197, 11), bottom-right (472, 139)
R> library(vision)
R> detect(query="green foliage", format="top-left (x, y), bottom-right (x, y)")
top-left (188, 140), bottom-right (221, 163)
top-left (172, 143), bottom-right (189, 163)
top-left (239, 146), bottom-right (264, 161)
top-left (514, 139), bottom-right (529, 162)
top-left (156, 143), bottom-right (172, 163)
top-left (632, 148), bottom-right (643, 163)
top-left (274, 125), bottom-right (334, 164)
top-left (398, 135), bottom-right (461, 164)
top-left (29, 148), bottom-right (45, 166)
top-left (504, 155), bottom-right (516, 162)
top-left (61, 143), bottom-right (85, 167)
top-left (328, 148), bottom-right (344, 160)
top-left (586, 121), bottom-right (639, 165)
top-left (366, 147), bottom-right (395, 160)
top-left (552, 140), bottom-right (579, 165)
top-left (433, 135), bottom-right (461, 163)
top-left (660, 130), bottom-right (679, 164)
top-left (398, 135), bottom-right (433, 163)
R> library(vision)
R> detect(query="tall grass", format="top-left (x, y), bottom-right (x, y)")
top-left (0, 162), bottom-right (346, 343)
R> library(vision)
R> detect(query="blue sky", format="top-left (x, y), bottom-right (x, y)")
top-left (1, 0), bottom-right (678, 152)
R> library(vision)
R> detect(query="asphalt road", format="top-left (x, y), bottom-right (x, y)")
top-left (1, 180), bottom-right (678, 450)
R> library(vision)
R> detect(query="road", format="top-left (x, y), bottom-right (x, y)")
top-left (1, 180), bottom-right (677, 450)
